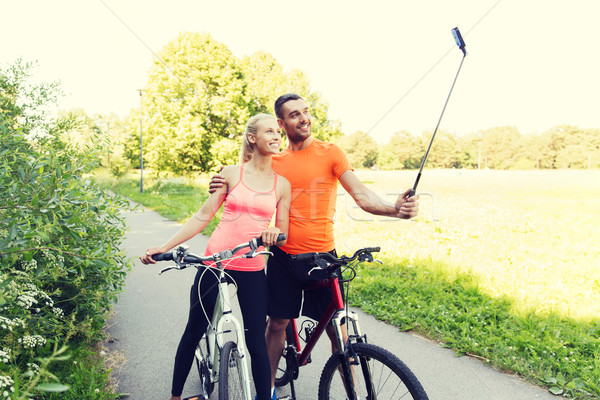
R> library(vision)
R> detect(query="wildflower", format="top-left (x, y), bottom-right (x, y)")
top-left (0, 376), bottom-right (14, 391)
top-left (0, 349), bottom-right (10, 363)
top-left (0, 317), bottom-right (25, 332)
top-left (18, 335), bottom-right (47, 349)
top-left (16, 292), bottom-right (38, 309)
top-left (27, 363), bottom-right (40, 373)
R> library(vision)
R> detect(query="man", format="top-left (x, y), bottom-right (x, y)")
top-left (210, 93), bottom-right (419, 396)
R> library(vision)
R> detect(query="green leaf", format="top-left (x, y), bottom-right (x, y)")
top-left (9, 223), bottom-right (17, 240)
top-left (23, 251), bottom-right (33, 262)
top-left (549, 387), bottom-right (564, 395)
top-left (36, 383), bottom-right (70, 392)
top-left (571, 378), bottom-right (587, 389)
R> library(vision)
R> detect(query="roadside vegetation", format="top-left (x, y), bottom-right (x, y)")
top-left (96, 168), bottom-right (600, 399)
top-left (1, 60), bottom-right (131, 399)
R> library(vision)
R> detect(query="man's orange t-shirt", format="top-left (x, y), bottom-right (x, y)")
top-left (272, 139), bottom-right (352, 254)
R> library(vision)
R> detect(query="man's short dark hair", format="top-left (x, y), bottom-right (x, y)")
top-left (274, 93), bottom-right (303, 119)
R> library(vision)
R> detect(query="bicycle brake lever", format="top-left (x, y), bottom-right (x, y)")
top-left (374, 259), bottom-right (383, 265)
top-left (244, 250), bottom-right (273, 258)
top-left (158, 265), bottom-right (179, 275)
top-left (255, 250), bottom-right (273, 257)
top-left (307, 266), bottom-right (322, 275)
top-left (308, 258), bottom-right (330, 276)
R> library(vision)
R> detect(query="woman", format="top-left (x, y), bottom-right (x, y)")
top-left (140, 114), bottom-right (290, 400)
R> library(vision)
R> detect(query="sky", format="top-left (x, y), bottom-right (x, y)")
top-left (3, 0), bottom-right (600, 144)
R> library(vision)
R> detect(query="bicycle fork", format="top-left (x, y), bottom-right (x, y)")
top-left (207, 273), bottom-right (253, 399)
top-left (332, 308), bottom-right (373, 400)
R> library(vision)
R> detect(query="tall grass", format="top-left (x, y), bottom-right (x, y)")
top-left (95, 168), bottom-right (600, 398)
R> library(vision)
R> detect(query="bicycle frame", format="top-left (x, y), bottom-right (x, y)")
top-left (154, 235), bottom-right (286, 400)
top-left (281, 271), bottom-right (366, 400)
top-left (275, 247), bottom-right (429, 400)
top-left (197, 262), bottom-right (252, 399)
top-left (294, 275), bottom-right (362, 367)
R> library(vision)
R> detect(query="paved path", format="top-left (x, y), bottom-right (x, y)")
top-left (106, 207), bottom-right (560, 400)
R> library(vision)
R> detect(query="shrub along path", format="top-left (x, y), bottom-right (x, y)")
top-left (105, 205), bottom-right (561, 400)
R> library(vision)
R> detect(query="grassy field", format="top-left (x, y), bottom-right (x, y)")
top-left (338, 169), bottom-right (600, 321)
top-left (94, 168), bottom-right (600, 398)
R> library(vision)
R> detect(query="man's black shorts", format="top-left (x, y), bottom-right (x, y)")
top-left (267, 246), bottom-right (344, 321)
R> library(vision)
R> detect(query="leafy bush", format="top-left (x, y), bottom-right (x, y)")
top-left (0, 60), bottom-right (131, 398)
top-left (110, 159), bottom-right (129, 178)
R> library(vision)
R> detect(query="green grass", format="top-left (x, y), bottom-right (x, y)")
top-left (92, 168), bottom-right (220, 235)
top-left (94, 168), bottom-right (600, 399)
top-left (337, 169), bottom-right (600, 398)
top-left (39, 349), bottom-right (120, 400)
top-left (349, 259), bottom-right (599, 398)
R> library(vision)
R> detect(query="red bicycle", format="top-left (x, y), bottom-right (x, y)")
top-left (274, 246), bottom-right (429, 400)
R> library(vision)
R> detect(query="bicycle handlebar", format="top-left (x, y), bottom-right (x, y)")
top-left (151, 252), bottom-right (174, 262)
top-left (291, 247), bottom-right (381, 280)
top-left (292, 247), bottom-right (381, 265)
top-left (151, 233), bottom-right (286, 272)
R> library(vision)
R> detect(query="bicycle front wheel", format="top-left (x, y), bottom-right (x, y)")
top-left (318, 342), bottom-right (429, 400)
top-left (219, 341), bottom-right (247, 400)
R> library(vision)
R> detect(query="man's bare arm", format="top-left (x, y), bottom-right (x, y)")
top-left (338, 170), bottom-right (419, 219)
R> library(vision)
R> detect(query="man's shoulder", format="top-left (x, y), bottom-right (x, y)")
top-left (311, 139), bottom-right (344, 154)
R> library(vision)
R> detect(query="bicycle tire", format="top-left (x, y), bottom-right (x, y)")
top-left (219, 341), bottom-right (246, 400)
top-left (318, 342), bottom-right (429, 400)
top-left (275, 322), bottom-right (295, 387)
top-left (195, 336), bottom-right (214, 398)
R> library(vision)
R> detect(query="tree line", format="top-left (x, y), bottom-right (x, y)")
top-left (58, 32), bottom-right (599, 173)
top-left (337, 125), bottom-right (600, 170)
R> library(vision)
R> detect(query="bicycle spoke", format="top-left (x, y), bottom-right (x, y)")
top-left (318, 343), bottom-right (428, 400)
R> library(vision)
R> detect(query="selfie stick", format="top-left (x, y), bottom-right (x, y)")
top-left (408, 27), bottom-right (467, 197)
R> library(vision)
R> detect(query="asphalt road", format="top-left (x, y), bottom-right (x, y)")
top-left (105, 206), bottom-right (560, 400)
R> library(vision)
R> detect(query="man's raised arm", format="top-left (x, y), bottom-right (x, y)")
top-left (338, 170), bottom-right (419, 219)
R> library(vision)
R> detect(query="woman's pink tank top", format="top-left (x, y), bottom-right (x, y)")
top-left (204, 165), bottom-right (278, 271)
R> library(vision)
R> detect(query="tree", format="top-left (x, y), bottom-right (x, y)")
top-left (139, 32), bottom-right (247, 174)
top-left (553, 125), bottom-right (593, 168)
top-left (239, 51), bottom-right (287, 116)
top-left (378, 130), bottom-right (422, 170)
top-left (419, 129), bottom-right (466, 169)
top-left (336, 131), bottom-right (378, 168)
top-left (121, 32), bottom-right (342, 174)
top-left (478, 126), bottom-right (522, 169)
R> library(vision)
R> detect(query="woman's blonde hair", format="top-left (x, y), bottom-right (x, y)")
top-left (239, 113), bottom-right (276, 164)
